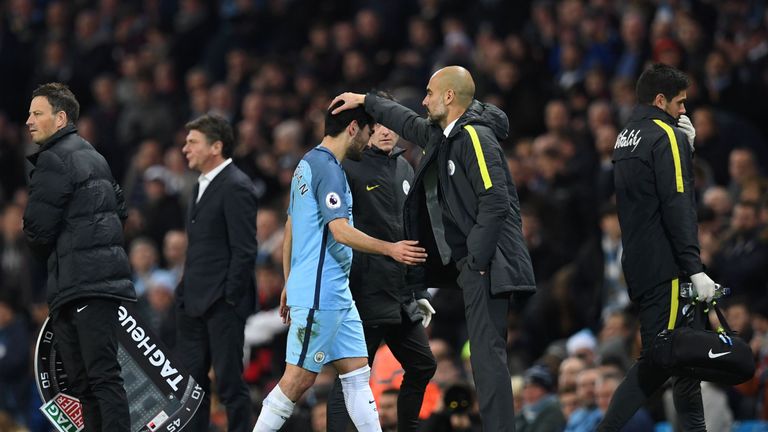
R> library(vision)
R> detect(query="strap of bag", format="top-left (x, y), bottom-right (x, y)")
top-left (711, 301), bottom-right (734, 334)
top-left (685, 301), bottom-right (733, 334)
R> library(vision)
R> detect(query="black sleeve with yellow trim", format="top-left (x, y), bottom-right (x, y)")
top-left (652, 119), bottom-right (704, 277)
top-left (461, 124), bottom-right (510, 271)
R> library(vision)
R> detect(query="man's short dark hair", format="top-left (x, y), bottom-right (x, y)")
top-left (636, 63), bottom-right (690, 104)
top-left (32, 83), bottom-right (80, 124)
top-left (185, 114), bottom-right (235, 158)
top-left (324, 100), bottom-right (374, 138)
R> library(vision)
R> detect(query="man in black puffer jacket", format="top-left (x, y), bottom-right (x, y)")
top-left (23, 83), bottom-right (135, 432)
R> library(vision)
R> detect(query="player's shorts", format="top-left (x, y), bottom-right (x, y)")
top-left (285, 305), bottom-right (368, 373)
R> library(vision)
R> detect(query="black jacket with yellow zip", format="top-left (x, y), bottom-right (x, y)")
top-left (613, 104), bottom-right (704, 295)
top-left (364, 93), bottom-right (536, 296)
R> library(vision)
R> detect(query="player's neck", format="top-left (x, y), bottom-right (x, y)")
top-left (320, 136), bottom-right (347, 162)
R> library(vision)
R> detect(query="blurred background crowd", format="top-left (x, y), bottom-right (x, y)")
top-left (2, 0), bottom-right (768, 431)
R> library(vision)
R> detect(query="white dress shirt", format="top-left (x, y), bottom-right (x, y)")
top-left (443, 118), bottom-right (459, 137)
top-left (196, 158), bottom-right (232, 203)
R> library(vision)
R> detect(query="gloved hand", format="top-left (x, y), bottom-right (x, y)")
top-left (416, 298), bottom-right (436, 328)
top-left (678, 114), bottom-right (696, 152)
top-left (691, 272), bottom-right (716, 303)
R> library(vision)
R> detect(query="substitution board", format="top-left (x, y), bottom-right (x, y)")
top-left (35, 303), bottom-right (204, 432)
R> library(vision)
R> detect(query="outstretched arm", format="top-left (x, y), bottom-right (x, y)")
top-left (327, 218), bottom-right (427, 265)
top-left (330, 92), bottom-right (433, 148)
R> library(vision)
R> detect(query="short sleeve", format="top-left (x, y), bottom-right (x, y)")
top-left (311, 158), bottom-right (350, 225)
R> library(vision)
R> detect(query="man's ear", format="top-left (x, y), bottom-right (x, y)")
top-left (211, 140), bottom-right (224, 155)
top-left (653, 93), bottom-right (666, 110)
top-left (56, 111), bottom-right (68, 128)
top-left (348, 120), bottom-right (359, 137)
top-left (444, 89), bottom-right (455, 106)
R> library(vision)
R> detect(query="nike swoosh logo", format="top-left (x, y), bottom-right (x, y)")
top-left (368, 400), bottom-right (375, 404)
top-left (366, 185), bottom-right (380, 191)
top-left (76, 305), bottom-right (88, 313)
top-left (708, 349), bottom-right (731, 359)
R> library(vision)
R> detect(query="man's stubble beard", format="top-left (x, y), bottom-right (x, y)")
top-left (345, 137), bottom-right (366, 161)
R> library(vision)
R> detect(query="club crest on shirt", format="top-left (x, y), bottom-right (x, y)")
top-left (448, 160), bottom-right (456, 176)
top-left (314, 351), bottom-right (325, 363)
top-left (403, 180), bottom-right (410, 195)
top-left (326, 192), bottom-right (341, 209)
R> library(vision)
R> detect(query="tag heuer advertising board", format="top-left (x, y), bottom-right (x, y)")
top-left (35, 303), bottom-right (204, 431)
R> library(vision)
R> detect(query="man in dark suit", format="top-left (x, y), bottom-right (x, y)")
top-left (177, 114), bottom-right (259, 432)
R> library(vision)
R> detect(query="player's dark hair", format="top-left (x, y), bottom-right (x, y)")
top-left (324, 100), bottom-right (374, 137)
top-left (636, 63), bottom-right (690, 104)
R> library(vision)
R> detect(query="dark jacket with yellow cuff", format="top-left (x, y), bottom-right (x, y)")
top-left (364, 93), bottom-right (535, 295)
top-left (613, 104), bottom-right (703, 295)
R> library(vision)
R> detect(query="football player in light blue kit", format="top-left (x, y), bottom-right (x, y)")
top-left (254, 102), bottom-right (427, 432)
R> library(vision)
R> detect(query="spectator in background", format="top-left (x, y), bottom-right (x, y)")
top-left (122, 138), bottom-right (163, 208)
top-left (565, 368), bottom-right (601, 431)
top-left (702, 186), bottom-right (734, 230)
top-left (728, 148), bottom-right (761, 201)
top-left (0, 115), bottom-right (28, 201)
top-left (593, 124), bottom-right (617, 205)
top-left (691, 107), bottom-right (734, 186)
top-left (566, 329), bottom-right (597, 367)
top-left (116, 75), bottom-right (174, 150)
top-left (597, 374), bottom-right (654, 432)
top-left (0, 296), bottom-right (30, 426)
top-left (140, 165), bottom-right (184, 252)
top-left (573, 204), bottom-right (628, 329)
top-left (378, 388), bottom-right (399, 432)
top-left (129, 237), bottom-right (162, 297)
top-left (422, 382), bottom-right (481, 432)
top-left (0, 203), bottom-right (37, 307)
top-left (709, 201), bottom-right (768, 304)
top-left (162, 230), bottom-right (187, 285)
top-left (137, 270), bottom-right (176, 348)
top-left (559, 388), bottom-right (579, 423)
top-left (558, 357), bottom-right (586, 393)
top-left (515, 364), bottom-right (566, 432)
top-left (615, 9), bottom-right (649, 80)
top-left (255, 208), bottom-right (284, 265)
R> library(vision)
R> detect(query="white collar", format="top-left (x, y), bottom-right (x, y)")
top-left (198, 158), bottom-right (232, 183)
top-left (443, 118), bottom-right (459, 138)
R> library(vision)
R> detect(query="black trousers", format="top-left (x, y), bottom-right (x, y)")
top-left (598, 278), bottom-right (705, 431)
top-left (456, 261), bottom-right (515, 432)
top-left (51, 298), bottom-right (130, 432)
top-left (327, 310), bottom-right (436, 432)
top-left (176, 298), bottom-right (251, 432)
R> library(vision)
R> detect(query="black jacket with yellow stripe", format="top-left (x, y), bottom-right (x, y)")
top-left (364, 93), bottom-right (535, 295)
top-left (613, 104), bottom-right (703, 294)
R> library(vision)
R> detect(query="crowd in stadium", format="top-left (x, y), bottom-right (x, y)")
top-left (2, 0), bottom-right (768, 430)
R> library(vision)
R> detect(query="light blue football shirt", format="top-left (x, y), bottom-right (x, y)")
top-left (286, 145), bottom-right (354, 310)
